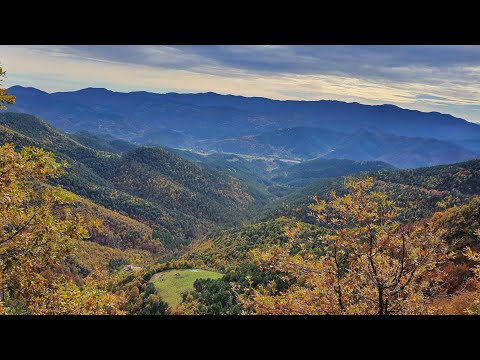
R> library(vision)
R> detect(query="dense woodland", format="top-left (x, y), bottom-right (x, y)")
top-left (0, 112), bottom-right (265, 252)
top-left (2, 66), bottom-right (480, 315)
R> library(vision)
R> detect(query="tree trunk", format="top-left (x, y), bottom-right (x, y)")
top-left (377, 287), bottom-right (385, 315)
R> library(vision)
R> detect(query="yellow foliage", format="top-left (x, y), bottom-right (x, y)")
top-left (29, 276), bottom-right (126, 315)
top-left (0, 143), bottom-right (123, 314)
top-left (239, 177), bottom-right (448, 315)
top-left (0, 66), bottom-right (15, 110)
top-left (461, 229), bottom-right (480, 314)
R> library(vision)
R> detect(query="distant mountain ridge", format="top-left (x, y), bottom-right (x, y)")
top-left (7, 85), bottom-right (480, 168)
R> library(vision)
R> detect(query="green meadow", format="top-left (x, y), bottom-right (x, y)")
top-left (150, 269), bottom-right (223, 307)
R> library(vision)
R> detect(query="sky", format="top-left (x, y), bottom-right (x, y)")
top-left (1, 45), bottom-right (480, 123)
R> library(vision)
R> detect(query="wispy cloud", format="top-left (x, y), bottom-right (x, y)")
top-left (1, 45), bottom-right (479, 122)
top-left (415, 94), bottom-right (450, 101)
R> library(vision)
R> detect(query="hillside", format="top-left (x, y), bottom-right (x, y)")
top-left (260, 158), bottom-right (480, 225)
top-left (270, 157), bottom-right (394, 187)
top-left (169, 150), bottom-right (287, 202)
top-left (7, 86), bottom-right (480, 168)
top-left (183, 217), bottom-right (324, 272)
top-left (0, 112), bottom-right (265, 251)
top-left (69, 130), bottom-right (138, 153)
top-left (107, 146), bottom-right (257, 226)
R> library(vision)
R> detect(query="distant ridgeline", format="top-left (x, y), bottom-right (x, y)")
top-left (7, 86), bottom-right (480, 168)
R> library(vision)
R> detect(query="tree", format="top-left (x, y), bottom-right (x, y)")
top-left (239, 177), bottom-right (448, 315)
top-left (0, 66), bottom-right (15, 110)
top-left (462, 229), bottom-right (480, 314)
top-left (172, 293), bottom-right (199, 315)
top-left (0, 143), bottom-right (104, 313)
top-left (136, 293), bottom-right (169, 315)
top-left (29, 275), bottom-right (125, 315)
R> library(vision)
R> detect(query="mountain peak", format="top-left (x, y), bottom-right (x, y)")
top-left (7, 85), bottom-right (49, 95)
top-left (70, 87), bottom-right (112, 93)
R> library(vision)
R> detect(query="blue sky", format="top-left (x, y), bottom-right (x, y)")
top-left (1, 45), bottom-right (480, 123)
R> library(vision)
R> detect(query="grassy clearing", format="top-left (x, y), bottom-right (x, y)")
top-left (150, 268), bottom-right (223, 307)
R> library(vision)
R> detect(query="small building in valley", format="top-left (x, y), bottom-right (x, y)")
top-left (123, 264), bottom-right (142, 272)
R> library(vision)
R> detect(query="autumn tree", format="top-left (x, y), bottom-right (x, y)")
top-left (29, 274), bottom-right (126, 315)
top-left (462, 229), bottom-right (480, 314)
top-left (0, 143), bottom-right (123, 314)
top-left (239, 177), bottom-right (448, 315)
top-left (0, 66), bottom-right (15, 110)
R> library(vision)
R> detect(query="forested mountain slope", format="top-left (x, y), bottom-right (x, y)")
top-left (183, 217), bottom-right (324, 272)
top-left (260, 159), bottom-right (480, 225)
top-left (0, 112), bottom-right (265, 250)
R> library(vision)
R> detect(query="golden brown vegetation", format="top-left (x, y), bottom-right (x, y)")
top-left (238, 178), bottom-right (448, 315)
top-left (0, 143), bottom-right (123, 314)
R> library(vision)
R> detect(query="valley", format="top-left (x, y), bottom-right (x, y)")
top-left (2, 80), bottom-right (480, 315)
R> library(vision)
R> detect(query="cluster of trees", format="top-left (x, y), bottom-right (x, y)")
top-left (430, 196), bottom-right (480, 249)
top-left (0, 77), bottom-right (129, 314)
top-left (0, 67), bottom-right (15, 110)
top-left (238, 178), bottom-right (449, 314)
top-left (120, 279), bottom-right (169, 315)
top-left (0, 141), bottom-right (123, 314)
top-left (178, 263), bottom-right (293, 315)
top-left (183, 218), bottom-right (324, 272)
top-left (463, 229), bottom-right (480, 314)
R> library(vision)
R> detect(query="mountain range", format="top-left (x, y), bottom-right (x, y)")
top-left (7, 85), bottom-right (480, 168)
